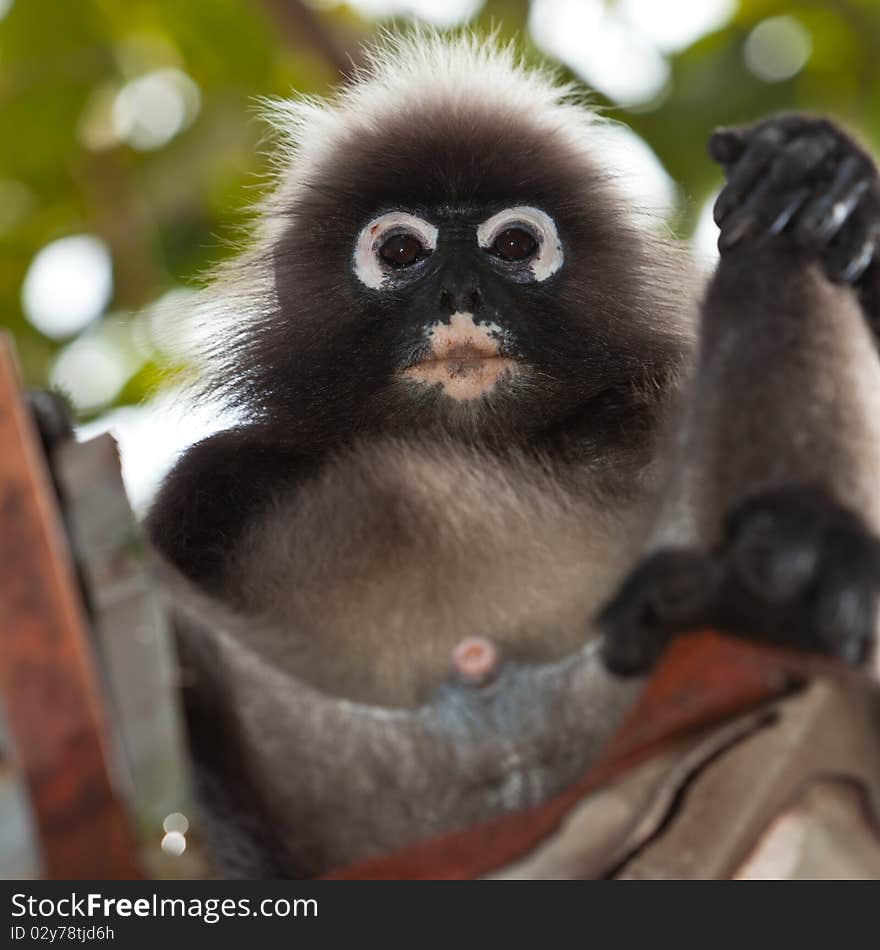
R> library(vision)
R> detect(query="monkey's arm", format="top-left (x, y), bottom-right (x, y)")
top-left (145, 428), bottom-right (315, 591)
top-left (601, 115), bottom-right (880, 673)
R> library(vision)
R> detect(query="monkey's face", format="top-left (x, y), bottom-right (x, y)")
top-left (261, 104), bottom-right (688, 453)
top-left (350, 203), bottom-right (564, 404)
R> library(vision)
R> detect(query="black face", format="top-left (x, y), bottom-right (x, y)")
top-left (222, 102), bottom-right (687, 462)
top-left (347, 202), bottom-right (568, 411)
top-left (362, 211), bottom-right (549, 289)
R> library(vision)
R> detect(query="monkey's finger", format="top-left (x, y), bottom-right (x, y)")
top-left (714, 125), bottom-right (787, 225)
top-left (597, 549), bottom-right (719, 675)
top-left (599, 623), bottom-right (670, 676)
top-left (766, 129), bottom-right (838, 189)
top-left (717, 134), bottom-right (838, 249)
top-left (710, 114), bottom-right (832, 170)
top-left (808, 529), bottom-right (880, 663)
top-left (721, 499), bottom-right (823, 603)
top-left (796, 154), bottom-right (873, 245)
top-left (825, 212), bottom-right (880, 285)
top-left (718, 182), bottom-right (811, 252)
top-left (717, 181), bottom-right (774, 251)
top-left (811, 576), bottom-right (877, 665)
top-left (708, 127), bottom-right (748, 166)
top-left (767, 186), bottom-right (813, 237)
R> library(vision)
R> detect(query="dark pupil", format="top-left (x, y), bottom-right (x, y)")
top-left (493, 227), bottom-right (537, 261)
top-left (379, 233), bottom-right (424, 267)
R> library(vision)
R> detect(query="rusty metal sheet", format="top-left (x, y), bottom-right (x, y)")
top-left (325, 632), bottom-right (805, 879)
top-left (493, 676), bottom-right (880, 880)
top-left (489, 707), bottom-right (775, 880)
top-left (615, 679), bottom-right (880, 879)
top-left (734, 778), bottom-right (880, 879)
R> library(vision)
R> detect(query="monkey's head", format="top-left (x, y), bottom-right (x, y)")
top-left (211, 33), bottom-right (692, 456)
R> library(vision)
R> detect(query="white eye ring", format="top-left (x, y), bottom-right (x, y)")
top-left (477, 206), bottom-right (564, 282)
top-left (353, 211), bottom-right (438, 290)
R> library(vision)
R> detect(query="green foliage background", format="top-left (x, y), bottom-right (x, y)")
top-left (2, 0), bottom-right (879, 418)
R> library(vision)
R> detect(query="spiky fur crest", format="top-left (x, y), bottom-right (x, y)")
top-left (260, 30), bottom-right (597, 219)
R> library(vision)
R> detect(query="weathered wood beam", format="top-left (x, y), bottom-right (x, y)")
top-left (0, 335), bottom-right (139, 879)
top-left (55, 433), bottom-right (210, 878)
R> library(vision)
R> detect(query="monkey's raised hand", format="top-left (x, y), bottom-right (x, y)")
top-left (599, 488), bottom-right (880, 675)
top-left (710, 114), bottom-right (880, 285)
top-left (599, 116), bottom-right (880, 677)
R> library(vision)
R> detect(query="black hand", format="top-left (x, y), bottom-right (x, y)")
top-left (600, 486), bottom-right (880, 676)
top-left (708, 114), bottom-right (880, 287)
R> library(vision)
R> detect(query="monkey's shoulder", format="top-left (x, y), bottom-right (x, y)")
top-left (145, 427), bottom-right (314, 588)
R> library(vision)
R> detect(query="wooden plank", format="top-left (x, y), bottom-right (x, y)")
top-left (56, 434), bottom-right (209, 878)
top-left (0, 335), bottom-right (139, 878)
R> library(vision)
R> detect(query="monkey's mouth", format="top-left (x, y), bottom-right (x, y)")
top-left (412, 346), bottom-right (518, 373)
top-left (400, 312), bottom-right (520, 400)
top-left (402, 346), bottom-right (520, 400)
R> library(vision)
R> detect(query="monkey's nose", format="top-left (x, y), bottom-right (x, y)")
top-left (440, 287), bottom-right (481, 314)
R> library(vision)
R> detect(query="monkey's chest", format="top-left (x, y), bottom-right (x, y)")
top-left (225, 440), bottom-right (637, 706)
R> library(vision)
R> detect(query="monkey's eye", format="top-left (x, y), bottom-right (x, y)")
top-left (379, 233), bottom-right (426, 267)
top-left (354, 212), bottom-right (438, 289)
top-left (477, 206), bottom-right (563, 282)
top-left (492, 227), bottom-right (538, 262)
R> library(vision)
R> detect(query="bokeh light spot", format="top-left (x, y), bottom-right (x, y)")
top-left (744, 16), bottom-right (812, 83)
top-left (161, 831), bottom-right (186, 857)
top-left (163, 812), bottom-right (189, 835)
top-left (113, 68), bottom-right (201, 151)
top-left (22, 235), bottom-right (113, 340)
top-left (619, 0), bottom-right (736, 53)
top-left (50, 334), bottom-right (130, 413)
top-left (530, 0), bottom-right (670, 107)
top-left (310, 0), bottom-right (480, 27)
